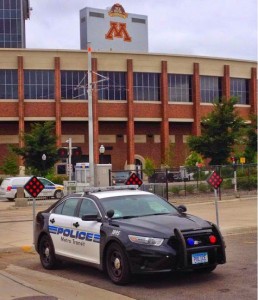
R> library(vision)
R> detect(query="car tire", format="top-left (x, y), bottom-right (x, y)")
top-left (106, 243), bottom-right (131, 285)
top-left (39, 235), bottom-right (57, 270)
top-left (54, 190), bottom-right (63, 199)
top-left (194, 265), bottom-right (217, 273)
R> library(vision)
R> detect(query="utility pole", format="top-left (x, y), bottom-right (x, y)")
top-left (87, 42), bottom-right (94, 186)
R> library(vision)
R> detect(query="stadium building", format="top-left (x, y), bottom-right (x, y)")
top-left (0, 3), bottom-right (256, 172)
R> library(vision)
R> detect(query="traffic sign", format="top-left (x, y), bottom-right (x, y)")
top-left (125, 173), bottom-right (143, 187)
top-left (24, 176), bottom-right (44, 198)
top-left (206, 171), bottom-right (223, 189)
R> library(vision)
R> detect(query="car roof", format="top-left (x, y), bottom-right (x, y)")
top-left (85, 188), bottom-right (151, 200)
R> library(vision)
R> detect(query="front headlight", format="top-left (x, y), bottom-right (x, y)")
top-left (128, 235), bottom-right (163, 246)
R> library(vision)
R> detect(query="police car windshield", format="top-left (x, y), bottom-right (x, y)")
top-left (99, 194), bottom-right (178, 219)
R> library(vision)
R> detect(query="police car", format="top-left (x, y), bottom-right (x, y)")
top-left (34, 186), bottom-right (226, 285)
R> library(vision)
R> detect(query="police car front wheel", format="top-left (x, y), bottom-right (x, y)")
top-left (39, 235), bottom-right (57, 270)
top-left (106, 243), bottom-right (131, 285)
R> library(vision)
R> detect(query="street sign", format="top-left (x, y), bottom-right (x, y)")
top-left (24, 176), bottom-right (44, 198)
top-left (125, 173), bottom-right (143, 187)
top-left (240, 157), bottom-right (246, 164)
top-left (206, 171), bottom-right (223, 189)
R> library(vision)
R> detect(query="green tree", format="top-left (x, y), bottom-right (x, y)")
top-left (143, 157), bottom-right (156, 177)
top-left (187, 97), bottom-right (245, 165)
top-left (0, 146), bottom-right (19, 175)
top-left (243, 114), bottom-right (257, 163)
top-left (12, 122), bottom-right (59, 176)
top-left (185, 151), bottom-right (203, 167)
top-left (161, 143), bottom-right (175, 168)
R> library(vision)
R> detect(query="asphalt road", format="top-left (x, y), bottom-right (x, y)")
top-left (0, 232), bottom-right (256, 300)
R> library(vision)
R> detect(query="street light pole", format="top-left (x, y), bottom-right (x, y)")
top-left (87, 42), bottom-right (94, 186)
top-left (42, 153), bottom-right (46, 176)
top-left (66, 138), bottom-right (72, 181)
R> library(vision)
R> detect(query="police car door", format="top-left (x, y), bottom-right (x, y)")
top-left (70, 198), bottom-right (101, 264)
top-left (40, 178), bottom-right (54, 197)
top-left (48, 197), bottom-right (80, 257)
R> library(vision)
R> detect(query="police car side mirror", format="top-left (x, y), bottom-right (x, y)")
top-left (106, 209), bottom-right (115, 219)
top-left (81, 214), bottom-right (101, 222)
top-left (177, 205), bottom-right (187, 213)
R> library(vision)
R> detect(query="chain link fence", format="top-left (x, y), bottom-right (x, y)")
top-left (142, 164), bottom-right (257, 200)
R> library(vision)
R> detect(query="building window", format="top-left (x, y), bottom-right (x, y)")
top-left (168, 74), bottom-right (192, 102)
top-left (230, 78), bottom-right (249, 105)
top-left (0, 70), bottom-right (18, 99)
top-left (0, 0), bottom-right (24, 48)
top-left (200, 76), bottom-right (222, 103)
top-left (61, 71), bottom-right (88, 100)
top-left (24, 70), bottom-right (55, 99)
top-left (98, 71), bottom-right (126, 101)
top-left (133, 72), bottom-right (160, 101)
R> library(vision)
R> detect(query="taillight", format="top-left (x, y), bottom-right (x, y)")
top-left (6, 186), bottom-right (12, 191)
top-left (209, 235), bottom-right (217, 244)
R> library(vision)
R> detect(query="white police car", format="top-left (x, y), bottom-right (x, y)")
top-left (34, 186), bottom-right (226, 285)
top-left (0, 176), bottom-right (64, 201)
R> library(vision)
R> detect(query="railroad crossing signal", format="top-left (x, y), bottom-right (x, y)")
top-left (206, 171), bottom-right (223, 189)
top-left (125, 173), bottom-right (143, 187)
top-left (24, 176), bottom-right (45, 198)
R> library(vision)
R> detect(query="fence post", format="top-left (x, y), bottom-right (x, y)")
top-left (165, 169), bottom-right (168, 201)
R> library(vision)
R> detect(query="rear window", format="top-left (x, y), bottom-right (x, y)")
top-left (1, 179), bottom-right (11, 188)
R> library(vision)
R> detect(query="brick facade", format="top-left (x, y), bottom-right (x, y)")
top-left (0, 49), bottom-right (256, 170)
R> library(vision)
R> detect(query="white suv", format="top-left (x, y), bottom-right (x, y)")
top-left (0, 176), bottom-right (64, 201)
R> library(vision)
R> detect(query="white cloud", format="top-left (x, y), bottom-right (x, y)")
top-left (26, 0), bottom-right (257, 60)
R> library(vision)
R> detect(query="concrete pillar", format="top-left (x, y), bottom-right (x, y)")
top-left (55, 57), bottom-right (62, 147)
top-left (18, 56), bottom-right (25, 171)
top-left (126, 59), bottom-right (135, 169)
top-left (250, 67), bottom-right (257, 115)
top-left (160, 60), bottom-right (169, 163)
top-left (192, 62), bottom-right (201, 136)
top-left (223, 65), bottom-right (230, 100)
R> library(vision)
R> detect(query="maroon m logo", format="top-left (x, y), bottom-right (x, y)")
top-left (105, 22), bottom-right (132, 42)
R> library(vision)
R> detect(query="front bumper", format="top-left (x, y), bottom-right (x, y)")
top-left (126, 224), bottom-right (226, 274)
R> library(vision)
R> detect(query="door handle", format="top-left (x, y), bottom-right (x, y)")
top-left (73, 222), bottom-right (80, 228)
top-left (50, 218), bottom-right (55, 224)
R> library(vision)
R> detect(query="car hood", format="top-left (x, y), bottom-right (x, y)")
top-left (111, 213), bottom-right (212, 238)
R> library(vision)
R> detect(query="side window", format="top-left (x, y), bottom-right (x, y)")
top-left (54, 201), bottom-right (64, 214)
top-left (40, 178), bottom-right (54, 186)
top-left (54, 198), bottom-right (79, 216)
top-left (79, 199), bottom-right (99, 218)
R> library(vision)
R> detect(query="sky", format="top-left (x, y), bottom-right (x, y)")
top-left (26, 0), bottom-right (257, 61)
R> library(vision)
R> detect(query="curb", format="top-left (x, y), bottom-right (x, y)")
top-left (0, 245), bottom-right (36, 254)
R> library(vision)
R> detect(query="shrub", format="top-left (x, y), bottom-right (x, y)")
top-left (222, 179), bottom-right (233, 189)
top-left (170, 186), bottom-right (181, 195)
top-left (46, 174), bottom-right (68, 185)
top-left (237, 176), bottom-right (257, 190)
top-left (185, 184), bottom-right (196, 194)
top-left (198, 183), bottom-right (209, 193)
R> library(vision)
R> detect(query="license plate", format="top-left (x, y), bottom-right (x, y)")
top-left (192, 252), bottom-right (208, 264)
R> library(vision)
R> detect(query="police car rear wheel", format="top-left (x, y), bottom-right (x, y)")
top-left (54, 190), bottom-right (63, 199)
top-left (39, 235), bottom-right (57, 269)
top-left (106, 243), bottom-right (131, 285)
